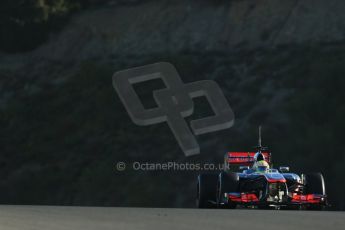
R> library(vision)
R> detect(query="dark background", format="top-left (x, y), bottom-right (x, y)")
top-left (0, 0), bottom-right (344, 210)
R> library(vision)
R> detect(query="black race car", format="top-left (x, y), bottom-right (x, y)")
top-left (196, 129), bottom-right (328, 210)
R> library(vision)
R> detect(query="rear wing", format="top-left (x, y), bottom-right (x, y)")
top-left (224, 152), bottom-right (271, 167)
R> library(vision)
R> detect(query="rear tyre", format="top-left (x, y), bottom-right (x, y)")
top-left (302, 172), bottom-right (326, 210)
top-left (197, 174), bottom-right (218, 208)
top-left (216, 172), bottom-right (239, 209)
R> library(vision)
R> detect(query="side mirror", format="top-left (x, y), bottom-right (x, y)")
top-left (239, 166), bottom-right (250, 170)
top-left (279, 166), bottom-right (290, 172)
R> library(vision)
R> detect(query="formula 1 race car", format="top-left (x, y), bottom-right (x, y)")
top-left (196, 128), bottom-right (328, 210)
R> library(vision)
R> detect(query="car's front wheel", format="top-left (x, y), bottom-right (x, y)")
top-left (197, 174), bottom-right (218, 208)
top-left (216, 172), bottom-right (239, 209)
top-left (302, 172), bottom-right (326, 210)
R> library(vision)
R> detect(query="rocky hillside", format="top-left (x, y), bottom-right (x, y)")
top-left (3, 0), bottom-right (345, 62)
top-left (1, 0), bottom-right (345, 209)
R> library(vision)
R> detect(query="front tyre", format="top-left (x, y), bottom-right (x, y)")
top-left (302, 172), bottom-right (326, 210)
top-left (197, 174), bottom-right (218, 208)
top-left (216, 172), bottom-right (239, 209)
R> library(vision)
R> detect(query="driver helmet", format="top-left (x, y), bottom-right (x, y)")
top-left (254, 151), bottom-right (265, 162)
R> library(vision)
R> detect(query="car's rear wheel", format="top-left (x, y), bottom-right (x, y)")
top-left (197, 174), bottom-right (218, 208)
top-left (216, 172), bottom-right (239, 209)
top-left (302, 172), bottom-right (326, 210)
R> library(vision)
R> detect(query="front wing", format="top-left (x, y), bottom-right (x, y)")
top-left (224, 192), bottom-right (327, 207)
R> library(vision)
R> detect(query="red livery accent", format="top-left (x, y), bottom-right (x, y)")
top-left (228, 193), bottom-right (259, 203)
top-left (228, 194), bottom-right (242, 202)
top-left (241, 193), bottom-right (259, 202)
top-left (226, 152), bottom-right (271, 166)
top-left (291, 194), bottom-right (322, 204)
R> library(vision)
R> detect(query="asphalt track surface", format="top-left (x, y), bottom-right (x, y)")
top-left (0, 206), bottom-right (344, 230)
